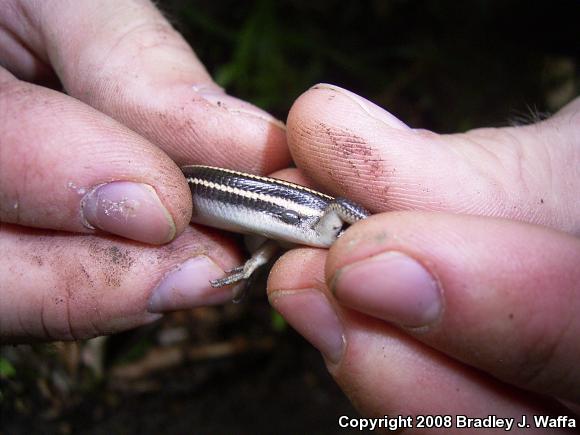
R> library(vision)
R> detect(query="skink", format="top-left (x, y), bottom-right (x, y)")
top-left (182, 165), bottom-right (370, 298)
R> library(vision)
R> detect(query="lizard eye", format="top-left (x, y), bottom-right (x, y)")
top-left (280, 210), bottom-right (300, 225)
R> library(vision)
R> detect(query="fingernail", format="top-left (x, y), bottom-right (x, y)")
top-left (269, 289), bottom-right (344, 364)
top-left (193, 86), bottom-right (286, 130)
top-left (310, 83), bottom-right (410, 130)
top-left (148, 256), bottom-right (233, 313)
top-left (81, 182), bottom-right (176, 245)
top-left (332, 252), bottom-right (441, 327)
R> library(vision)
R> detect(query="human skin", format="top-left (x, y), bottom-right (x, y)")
top-left (268, 85), bottom-right (580, 430)
top-left (2, 0), bottom-right (579, 428)
top-left (0, 0), bottom-right (289, 341)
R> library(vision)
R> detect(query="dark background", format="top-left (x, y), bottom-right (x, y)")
top-left (168, 0), bottom-right (578, 129)
top-left (1, 1), bottom-right (578, 434)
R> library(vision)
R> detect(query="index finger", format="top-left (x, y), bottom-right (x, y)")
top-left (2, 0), bottom-right (289, 173)
top-left (287, 84), bottom-right (580, 234)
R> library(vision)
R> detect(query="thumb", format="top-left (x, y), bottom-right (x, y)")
top-left (287, 84), bottom-right (580, 234)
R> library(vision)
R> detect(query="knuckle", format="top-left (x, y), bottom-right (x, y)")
top-left (40, 290), bottom-right (100, 341)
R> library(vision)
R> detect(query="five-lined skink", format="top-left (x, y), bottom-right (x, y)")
top-left (182, 165), bottom-right (370, 298)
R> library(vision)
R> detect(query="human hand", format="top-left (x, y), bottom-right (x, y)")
top-left (0, 0), bottom-right (288, 343)
top-left (268, 84), bottom-right (579, 429)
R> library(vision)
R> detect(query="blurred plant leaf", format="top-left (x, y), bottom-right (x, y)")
top-left (0, 356), bottom-right (16, 378)
top-left (271, 311), bottom-right (287, 332)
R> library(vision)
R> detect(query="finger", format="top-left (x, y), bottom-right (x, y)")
top-left (0, 70), bottom-right (189, 244)
top-left (267, 249), bottom-right (572, 427)
top-left (0, 223), bottom-right (242, 343)
top-left (0, 2), bottom-right (58, 86)
top-left (268, 167), bottom-right (317, 187)
top-left (287, 84), bottom-right (580, 234)
top-left (326, 212), bottom-right (580, 403)
top-left (1, 0), bottom-right (289, 173)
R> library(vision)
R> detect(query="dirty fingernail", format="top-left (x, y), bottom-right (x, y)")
top-left (310, 83), bottom-right (410, 130)
top-left (81, 181), bottom-right (176, 245)
top-left (269, 289), bottom-right (345, 364)
top-left (332, 252), bottom-right (441, 327)
top-left (148, 256), bottom-right (233, 313)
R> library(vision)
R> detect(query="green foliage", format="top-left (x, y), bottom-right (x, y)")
top-left (271, 311), bottom-right (287, 332)
top-left (163, 0), bottom-right (578, 129)
top-left (0, 356), bottom-right (16, 378)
